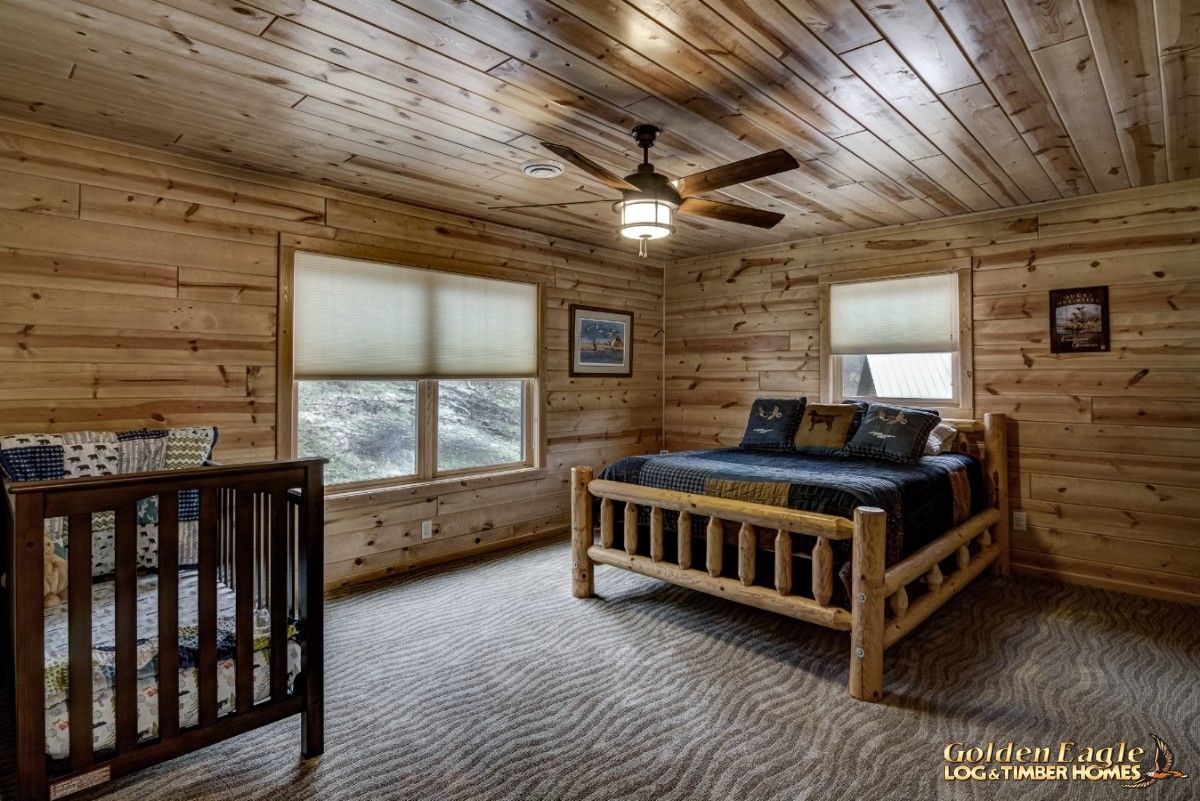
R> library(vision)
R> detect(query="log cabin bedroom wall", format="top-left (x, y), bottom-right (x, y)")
top-left (664, 180), bottom-right (1200, 605)
top-left (0, 117), bottom-right (663, 589)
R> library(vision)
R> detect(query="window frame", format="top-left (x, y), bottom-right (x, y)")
top-left (818, 260), bottom-right (974, 418)
top-left (278, 242), bottom-right (544, 496)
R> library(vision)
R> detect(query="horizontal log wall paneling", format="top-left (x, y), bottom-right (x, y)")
top-left (0, 116), bottom-right (663, 588)
top-left (665, 179), bottom-right (1200, 604)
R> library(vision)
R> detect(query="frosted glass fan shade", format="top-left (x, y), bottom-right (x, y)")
top-left (618, 199), bottom-right (673, 240)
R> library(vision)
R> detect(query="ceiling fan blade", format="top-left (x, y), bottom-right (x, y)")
top-left (541, 142), bottom-right (639, 191)
top-left (488, 199), bottom-right (614, 210)
top-left (677, 197), bottom-right (785, 229)
top-left (671, 149), bottom-right (800, 196)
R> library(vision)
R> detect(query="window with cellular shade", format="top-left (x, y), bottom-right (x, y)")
top-left (293, 252), bottom-right (538, 379)
top-left (829, 272), bottom-right (958, 355)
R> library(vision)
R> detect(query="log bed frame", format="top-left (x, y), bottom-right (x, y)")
top-left (570, 413), bottom-right (1009, 701)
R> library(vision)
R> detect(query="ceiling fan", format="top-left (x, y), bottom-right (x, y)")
top-left (493, 125), bottom-right (801, 257)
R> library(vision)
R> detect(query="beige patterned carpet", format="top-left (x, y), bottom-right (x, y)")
top-left (4, 538), bottom-right (1198, 801)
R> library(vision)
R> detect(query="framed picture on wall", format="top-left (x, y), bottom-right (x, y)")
top-left (569, 305), bottom-right (633, 377)
top-left (1049, 286), bottom-right (1110, 353)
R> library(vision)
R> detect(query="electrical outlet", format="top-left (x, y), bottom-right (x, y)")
top-left (421, 520), bottom-right (435, 540)
top-left (1012, 511), bottom-right (1027, 532)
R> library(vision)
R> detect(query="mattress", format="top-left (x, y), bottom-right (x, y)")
top-left (599, 448), bottom-right (985, 582)
top-left (43, 570), bottom-right (301, 759)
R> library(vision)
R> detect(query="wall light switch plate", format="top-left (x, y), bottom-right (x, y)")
top-left (421, 520), bottom-right (435, 540)
top-left (1012, 511), bottom-right (1027, 532)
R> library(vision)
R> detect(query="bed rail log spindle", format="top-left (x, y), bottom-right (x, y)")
top-left (812, 537), bottom-right (832, 606)
top-left (570, 466), bottom-right (594, 598)
top-left (649, 506), bottom-right (665, 562)
top-left (926, 564), bottom-right (944, 590)
top-left (849, 506), bottom-right (887, 702)
top-left (737, 523), bottom-right (755, 586)
top-left (677, 511), bottom-right (692, 569)
top-left (623, 502), bottom-right (638, 556)
top-left (705, 517), bottom-right (723, 578)
top-left (983, 413), bottom-right (1010, 576)
top-left (599, 496), bottom-right (614, 549)
top-left (774, 530), bottom-right (792, 596)
top-left (889, 587), bottom-right (909, 619)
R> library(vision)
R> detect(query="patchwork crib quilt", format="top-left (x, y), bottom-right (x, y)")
top-left (0, 427), bottom-right (217, 576)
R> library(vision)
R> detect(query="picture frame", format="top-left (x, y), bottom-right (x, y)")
top-left (569, 305), bottom-right (633, 377)
top-left (1049, 285), bottom-right (1110, 353)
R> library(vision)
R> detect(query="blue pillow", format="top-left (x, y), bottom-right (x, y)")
top-left (844, 404), bottom-right (941, 463)
top-left (739, 398), bottom-right (806, 451)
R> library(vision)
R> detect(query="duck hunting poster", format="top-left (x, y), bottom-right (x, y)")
top-left (1049, 286), bottom-right (1110, 354)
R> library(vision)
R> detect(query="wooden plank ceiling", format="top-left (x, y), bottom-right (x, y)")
top-left (0, 0), bottom-right (1196, 259)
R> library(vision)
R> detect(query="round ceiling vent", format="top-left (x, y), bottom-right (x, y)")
top-left (520, 159), bottom-right (565, 179)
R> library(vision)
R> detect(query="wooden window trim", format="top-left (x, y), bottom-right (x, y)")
top-left (277, 240), bottom-right (545, 490)
top-left (818, 260), bottom-right (974, 418)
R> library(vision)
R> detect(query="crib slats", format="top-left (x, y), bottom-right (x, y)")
top-left (706, 517), bottom-right (723, 578)
top-left (235, 490), bottom-right (255, 714)
top-left (270, 491), bottom-right (289, 700)
top-left (737, 522), bottom-right (755, 586)
top-left (676, 511), bottom-right (692, 569)
top-left (114, 505), bottom-right (138, 753)
top-left (198, 488), bottom-right (219, 727)
top-left (158, 492), bottom-right (180, 740)
top-left (67, 512), bottom-right (93, 769)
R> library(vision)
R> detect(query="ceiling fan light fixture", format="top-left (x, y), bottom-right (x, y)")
top-left (616, 198), bottom-right (675, 241)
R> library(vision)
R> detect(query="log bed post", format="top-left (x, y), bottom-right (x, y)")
top-left (983, 413), bottom-right (1010, 577)
top-left (849, 506), bottom-right (887, 702)
top-left (571, 467), bottom-right (595, 598)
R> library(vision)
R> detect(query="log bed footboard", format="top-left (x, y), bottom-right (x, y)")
top-left (570, 413), bottom-right (1009, 702)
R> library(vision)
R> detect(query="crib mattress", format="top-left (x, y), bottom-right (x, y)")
top-left (43, 570), bottom-right (301, 759)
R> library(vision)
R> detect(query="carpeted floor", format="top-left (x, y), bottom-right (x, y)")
top-left (6, 538), bottom-right (1198, 801)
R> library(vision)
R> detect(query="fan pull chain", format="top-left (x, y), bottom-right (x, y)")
top-left (638, 237), bottom-right (649, 258)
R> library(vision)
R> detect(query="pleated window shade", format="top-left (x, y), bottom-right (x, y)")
top-left (293, 252), bottom-right (538, 379)
top-left (829, 272), bottom-right (959, 355)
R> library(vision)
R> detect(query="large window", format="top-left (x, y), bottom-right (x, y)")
top-left (290, 253), bottom-right (538, 487)
top-left (825, 270), bottom-right (969, 411)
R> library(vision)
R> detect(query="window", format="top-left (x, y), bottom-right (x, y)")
top-left (824, 270), bottom-right (970, 411)
top-left (290, 252), bottom-right (538, 487)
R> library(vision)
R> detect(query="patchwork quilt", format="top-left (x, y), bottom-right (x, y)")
top-left (43, 570), bottom-right (301, 760)
top-left (0, 427), bottom-right (217, 575)
top-left (599, 448), bottom-right (985, 591)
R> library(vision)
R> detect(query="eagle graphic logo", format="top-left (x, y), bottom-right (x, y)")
top-left (1123, 734), bottom-right (1188, 789)
top-left (756, 405), bottom-right (783, 421)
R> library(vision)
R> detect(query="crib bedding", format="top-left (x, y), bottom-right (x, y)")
top-left (43, 570), bottom-right (301, 759)
top-left (598, 448), bottom-right (986, 567)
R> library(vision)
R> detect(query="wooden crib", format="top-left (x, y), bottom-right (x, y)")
top-left (2, 458), bottom-right (325, 801)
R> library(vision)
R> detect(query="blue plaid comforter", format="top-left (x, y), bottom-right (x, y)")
top-left (599, 448), bottom-right (985, 570)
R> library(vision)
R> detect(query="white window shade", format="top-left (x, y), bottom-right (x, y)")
top-left (829, 272), bottom-right (958, 355)
top-left (293, 252), bottom-right (538, 379)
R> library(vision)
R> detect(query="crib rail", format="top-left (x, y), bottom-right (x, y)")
top-left (2, 458), bottom-right (325, 801)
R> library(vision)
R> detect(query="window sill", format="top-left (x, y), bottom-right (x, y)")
top-left (324, 465), bottom-right (547, 510)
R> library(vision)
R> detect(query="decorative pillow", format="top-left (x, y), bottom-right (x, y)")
top-left (845, 404), bottom-right (941, 464)
top-left (794, 403), bottom-right (863, 455)
top-left (925, 421), bottom-right (959, 456)
top-left (739, 398), bottom-right (806, 451)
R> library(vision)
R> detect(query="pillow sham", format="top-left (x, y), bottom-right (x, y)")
top-left (794, 403), bottom-right (863, 455)
top-left (925, 421), bottom-right (959, 456)
top-left (739, 397), bottom-right (806, 451)
top-left (845, 403), bottom-right (941, 464)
